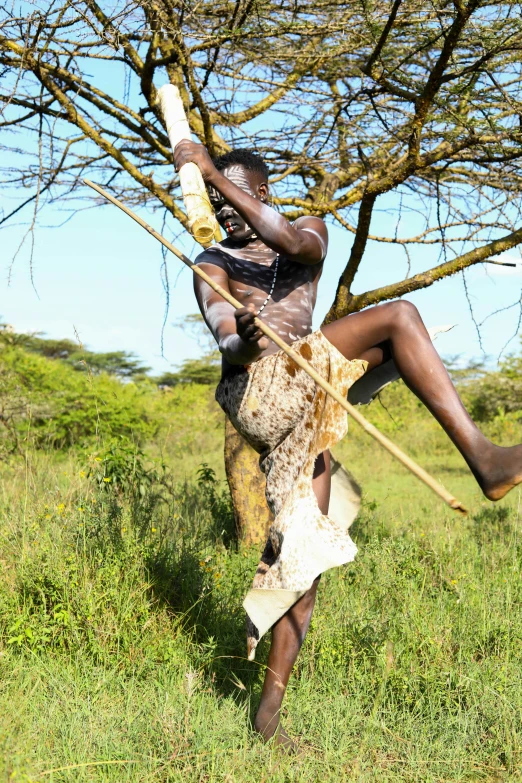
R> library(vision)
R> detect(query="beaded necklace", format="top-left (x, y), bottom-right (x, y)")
top-left (256, 256), bottom-right (279, 316)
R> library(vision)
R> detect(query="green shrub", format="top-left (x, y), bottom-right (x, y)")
top-left (0, 344), bottom-right (154, 450)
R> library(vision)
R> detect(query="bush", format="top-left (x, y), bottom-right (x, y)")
top-left (447, 340), bottom-right (522, 422)
top-left (0, 447), bottom-right (235, 673)
top-left (0, 344), bottom-right (155, 450)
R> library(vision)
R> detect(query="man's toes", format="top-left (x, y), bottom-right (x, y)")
top-left (273, 724), bottom-right (299, 755)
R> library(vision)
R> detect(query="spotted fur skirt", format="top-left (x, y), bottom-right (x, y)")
top-left (215, 329), bottom-right (368, 660)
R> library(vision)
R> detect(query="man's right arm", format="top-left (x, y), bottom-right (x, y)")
top-left (194, 260), bottom-right (269, 365)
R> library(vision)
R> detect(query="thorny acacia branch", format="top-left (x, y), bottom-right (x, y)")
top-left (1, 0), bottom-right (522, 320)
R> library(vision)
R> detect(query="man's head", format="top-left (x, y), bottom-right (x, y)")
top-left (208, 149), bottom-right (269, 242)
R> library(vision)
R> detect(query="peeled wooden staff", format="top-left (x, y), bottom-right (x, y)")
top-left (157, 84), bottom-right (219, 246)
top-left (83, 178), bottom-right (467, 515)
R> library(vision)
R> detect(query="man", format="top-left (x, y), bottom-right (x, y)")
top-left (174, 140), bottom-right (522, 751)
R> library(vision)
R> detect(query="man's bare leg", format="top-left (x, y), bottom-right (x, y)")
top-left (322, 300), bottom-right (522, 501)
top-left (253, 450), bottom-right (330, 750)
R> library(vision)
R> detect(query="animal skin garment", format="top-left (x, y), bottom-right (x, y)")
top-left (215, 330), bottom-right (367, 660)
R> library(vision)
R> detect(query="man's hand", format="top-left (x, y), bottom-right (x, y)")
top-left (193, 261), bottom-right (270, 366)
top-left (173, 139), bottom-right (217, 183)
top-left (235, 304), bottom-right (269, 351)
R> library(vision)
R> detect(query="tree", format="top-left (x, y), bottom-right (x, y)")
top-left (156, 313), bottom-right (221, 385)
top-left (2, 0), bottom-right (522, 538)
top-left (0, 327), bottom-right (149, 377)
top-left (447, 338), bottom-right (522, 421)
top-left (157, 356), bottom-right (221, 386)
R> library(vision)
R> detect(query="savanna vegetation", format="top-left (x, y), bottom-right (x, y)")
top-left (5, 0), bottom-right (522, 541)
top-left (2, 1), bottom-right (522, 778)
top-left (1, 328), bottom-right (522, 781)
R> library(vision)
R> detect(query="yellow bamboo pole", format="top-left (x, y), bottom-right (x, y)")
top-left (83, 178), bottom-right (467, 514)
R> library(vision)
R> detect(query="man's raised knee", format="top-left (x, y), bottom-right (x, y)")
top-left (389, 299), bottom-right (421, 328)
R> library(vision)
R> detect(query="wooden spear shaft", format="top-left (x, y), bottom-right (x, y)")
top-left (83, 178), bottom-right (467, 514)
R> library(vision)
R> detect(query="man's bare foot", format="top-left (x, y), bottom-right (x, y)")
top-left (271, 724), bottom-right (299, 754)
top-left (254, 707), bottom-right (299, 754)
top-left (478, 444), bottom-right (522, 501)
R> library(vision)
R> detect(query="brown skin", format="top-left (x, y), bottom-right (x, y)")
top-left (174, 140), bottom-right (522, 750)
top-left (253, 451), bottom-right (329, 752)
top-left (174, 139), bottom-right (327, 368)
top-left (174, 139), bottom-right (326, 267)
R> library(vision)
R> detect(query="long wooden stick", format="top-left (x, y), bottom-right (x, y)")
top-left (83, 178), bottom-right (467, 514)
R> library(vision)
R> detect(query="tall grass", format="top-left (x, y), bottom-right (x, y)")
top-left (1, 379), bottom-right (522, 781)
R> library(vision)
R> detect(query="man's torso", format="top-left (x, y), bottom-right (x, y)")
top-left (195, 239), bottom-right (323, 372)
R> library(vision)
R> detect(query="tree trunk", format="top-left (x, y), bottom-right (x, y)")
top-left (224, 419), bottom-right (365, 545)
top-left (224, 417), bottom-right (273, 545)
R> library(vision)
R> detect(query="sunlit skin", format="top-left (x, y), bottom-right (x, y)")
top-left (174, 139), bottom-right (522, 751)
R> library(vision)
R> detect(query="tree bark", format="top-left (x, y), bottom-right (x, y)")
top-left (224, 417), bottom-right (272, 545)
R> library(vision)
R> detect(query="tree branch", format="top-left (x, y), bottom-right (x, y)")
top-left (322, 194), bottom-right (377, 324)
top-left (362, 0), bottom-right (403, 78)
top-left (348, 224), bottom-right (522, 313)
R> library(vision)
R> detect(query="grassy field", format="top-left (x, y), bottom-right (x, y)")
top-left (1, 380), bottom-right (522, 782)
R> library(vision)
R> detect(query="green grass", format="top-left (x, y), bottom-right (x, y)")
top-left (1, 383), bottom-right (522, 781)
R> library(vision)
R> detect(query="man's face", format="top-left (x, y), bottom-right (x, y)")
top-left (207, 164), bottom-right (265, 242)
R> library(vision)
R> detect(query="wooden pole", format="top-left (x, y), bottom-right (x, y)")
top-left (83, 178), bottom-right (467, 514)
top-left (157, 85), bottom-right (219, 246)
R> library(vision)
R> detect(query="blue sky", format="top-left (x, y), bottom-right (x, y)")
top-left (1, 189), bottom-right (521, 375)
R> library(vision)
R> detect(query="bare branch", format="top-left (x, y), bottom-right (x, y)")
top-left (348, 223), bottom-right (522, 313)
top-left (0, 0), bottom-right (521, 327)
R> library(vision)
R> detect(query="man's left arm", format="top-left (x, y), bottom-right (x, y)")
top-left (174, 141), bottom-right (328, 266)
